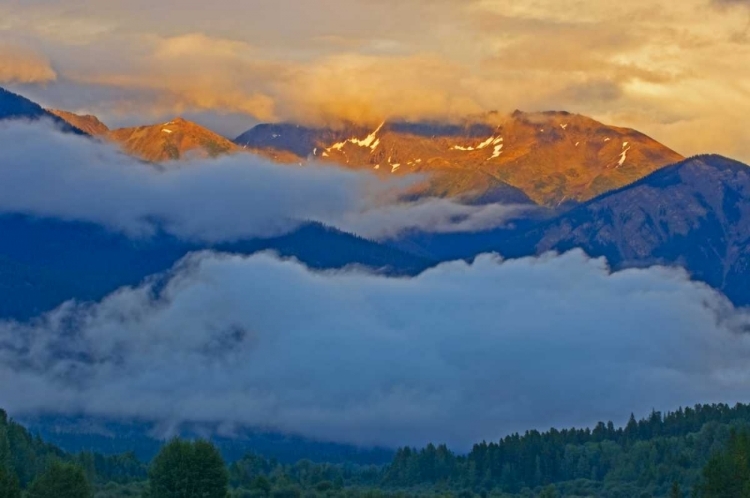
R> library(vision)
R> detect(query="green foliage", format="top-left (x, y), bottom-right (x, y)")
top-left (0, 412), bottom-right (20, 498)
top-left (217, 404), bottom-right (750, 497)
top-left (92, 480), bottom-right (147, 498)
top-left (538, 485), bottom-right (558, 498)
top-left (379, 404), bottom-right (750, 495)
top-left (670, 481), bottom-right (682, 498)
top-left (148, 438), bottom-right (229, 498)
top-left (0, 465), bottom-right (20, 498)
top-left (251, 476), bottom-right (272, 496)
top-left (696, 430), bottom-right (750, 497)
top-left (270, 486), bottom-right (301, 498)
top-left (9, 404), bottom-right (750, 497)
top-left (0, 409), bottom-right (146, 489)
top-left (27, 461), bottom-right (92, 498)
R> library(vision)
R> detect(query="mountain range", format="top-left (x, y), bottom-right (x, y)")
top-left (1, 86), bottom-right (749, 309)
top-left (0, 214), bottom-right (432, 320)
top-left (237, 113), bottom-right (683, 207)
top-left (50, 105), bottom-right (682, 207)
top-left (48, 109), bottom-right (241, 162)
top-left (395, 155), bottom-right (750, 305)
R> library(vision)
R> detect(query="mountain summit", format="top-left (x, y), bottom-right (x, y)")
top-left (236, 112), bottom-right (683, 206)
top-left (106, 117), bottom-right (240, 162)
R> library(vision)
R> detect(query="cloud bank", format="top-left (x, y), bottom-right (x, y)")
top-left (2, 249), bottom-right (750, 449)
top-left (0, 120), bottom-right (523, 241)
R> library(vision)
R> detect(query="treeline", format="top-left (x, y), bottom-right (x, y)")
top-left (0, 409), bottom-right (146, 491)
top-left (5, 403), bottom-right (750, 496)
top-left (216, 403), bottom-right (750, 497)
top-left (383, 403), bottom-right (750, 494)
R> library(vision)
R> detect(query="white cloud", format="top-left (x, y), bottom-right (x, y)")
top-left (334, 199), bottom-right (529, 240)
top-left (0, 120), bottom-right (520, 241)
top-left (2, 249), bottom-right (750, 449)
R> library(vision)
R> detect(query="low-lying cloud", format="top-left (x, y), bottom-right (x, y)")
top-left (335, 199), bottom-right (525, 240)
top-left (2, 249), bottom-right (750, 449)
top-left (0, 120), bottom-right (524, 241)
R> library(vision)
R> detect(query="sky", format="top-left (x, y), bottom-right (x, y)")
top-left (1, 0), bottom-right (750, 160)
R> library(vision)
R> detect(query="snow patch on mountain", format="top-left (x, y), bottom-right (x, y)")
top-left (326, 123), bottom-right (384, 153)
top-left (452, 135), bottom-right (498, 151)
top-left (490, 143), bottom-right (504, 159)
top-left (618, 146), bottom-right (631, 167)
top-left (352, 122), bottom-right (384, 149)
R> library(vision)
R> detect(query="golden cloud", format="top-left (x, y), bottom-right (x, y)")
top-left (0, 44), bottom-right (57, 84)
top-left (4, 0), bottom-right (750, 160)
top-left (74, 34), bottom-right (484, 126)
top-left (276, 54), bottom-right (484, 126)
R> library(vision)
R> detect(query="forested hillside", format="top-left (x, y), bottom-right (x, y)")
top-left (5, 404), bottom-right (750, 497)
top-left (0, 215), bottom-right (432, 320)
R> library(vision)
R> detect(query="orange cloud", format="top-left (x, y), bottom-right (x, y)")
top-left (277, 54), bottom-right (484, 126)
top-left (0, 45), bottom-right (57, 84)
top-left (4, 0), bottom-right (750, 161)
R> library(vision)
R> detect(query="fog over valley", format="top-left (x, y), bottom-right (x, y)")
top-left (4, 250), bottom-right (750, 449)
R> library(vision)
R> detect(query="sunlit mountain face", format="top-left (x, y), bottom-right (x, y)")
top-left (234, 112), bottom-right (683, 206)
top-left (2, 2), bottom-right (750, 497)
